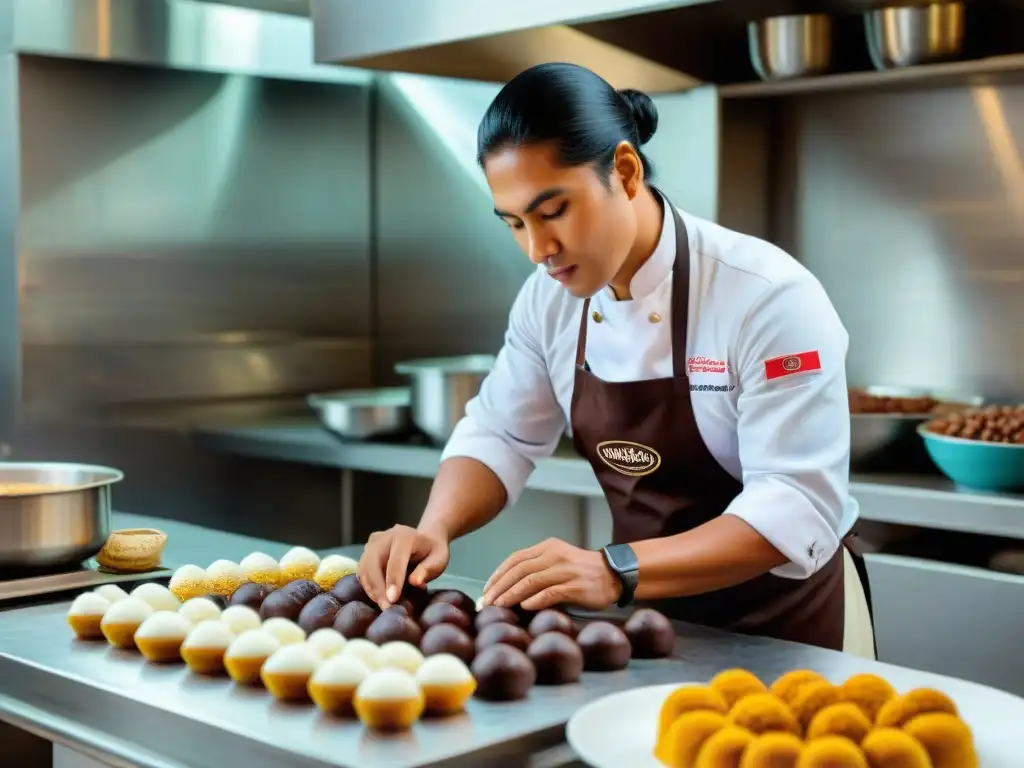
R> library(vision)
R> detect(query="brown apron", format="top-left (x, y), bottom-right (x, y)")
top-left (570, 202), bottom-right (848, 651)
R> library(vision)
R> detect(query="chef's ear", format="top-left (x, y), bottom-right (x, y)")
top-left (611, 141), bottom-right (644, 200)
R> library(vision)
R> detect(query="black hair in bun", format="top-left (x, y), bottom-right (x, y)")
top-left (477, 62), bottom-right (657, 181)
top-left (617, 88), bottom-right (659, 146)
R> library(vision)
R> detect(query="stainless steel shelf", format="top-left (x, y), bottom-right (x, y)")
top-left (719, 54), bottom-right (1024, 99)
top-left (198, 423), bottom-right (1024, 540)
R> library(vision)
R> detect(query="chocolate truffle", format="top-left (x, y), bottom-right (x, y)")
top-left (382, 604), bottom-right (409, 619)
top-left (401, 584), bottom-right (431, 614)
top-left (330, 573), bottom-right (374, 607)
top-left (420, 602), bottom-right (472, 634)
top-left (576, 621), bottom-right (632, 672)
top-left (420, 624), bottom-right (475, 664)
top-left (366, 610), bottom-right (423, 646)
top-left (260, 587), bottom-right (311, 622)
top-left (333, 601), bottom-right (378, 639)
top-left (429, 589), bottom-right (476, 616)
top-left (280, 578), bottom-right (323, 604)
top-left (527, 632), bottom-right (584, 685)
top-left (202, 593), bottom-right (230, 611)
top-left (226, 583), bottom-right (269, 612)
top-left (528, 609), bottom-right (577, 638)
top-left (624, 608), bottom-right (674, 659)
top-left (394, 598), bottom-right (416, 617)
top-left (475, 622), bottom-right (532, 653)
top-left (471, 644), bottom-right (537, 701)
top-left (475, 605), bottom-right (519, 632)
top-left (298, 593), bottom-right (343, 635)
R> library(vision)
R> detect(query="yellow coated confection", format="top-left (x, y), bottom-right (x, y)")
top-left (795, 736), bottom-right (868, 768)
top-left (805, 702), bottom-right (872, 743)
top-left (655, 710), bottom-right (729, 768)
top-left (861, 727), bottom-right (932, 768)
top-left (875, 688), bottom-right (958, 729)
top-left (657, 686), bottom-right (730, 741)
top-left (770, 670), bottom-right (825, 706)
top-left (739, 732), bottom-right (804, 768)
top-left (711, 669), bottom-right (769, 708)
top-left (902, 712), bottom-right (978, 768)
top-left (840, 674), bottom-right (896, 722)
top-left (694, 726), bottom-right (755, 767)
top-left (727, 693), bottom-right (800, 736)
top-left (788, 680), bottom-right (841, 731)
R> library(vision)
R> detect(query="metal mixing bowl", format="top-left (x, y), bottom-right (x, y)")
top-left (865, 1), bottom-right (965, 70)
top-left (0, 463), bottom-right (122, 569)
top-left (748, 14), bottom-right (833, 81)
top-left (307, 387), bottom-right (412, 441)
top-left (394, 355), bottom-right (495, 445)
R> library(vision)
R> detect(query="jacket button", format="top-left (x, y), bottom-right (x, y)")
top-left (592, 311), bottom-right (603, 323)
top-left (649, 312), bottom-right (661, 324)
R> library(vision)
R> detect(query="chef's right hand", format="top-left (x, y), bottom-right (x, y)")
top-left (358, 524), bottom-right (450, 609)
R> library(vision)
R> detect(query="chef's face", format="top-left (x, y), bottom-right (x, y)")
top-left (484, 142), bottom-right (640, 298)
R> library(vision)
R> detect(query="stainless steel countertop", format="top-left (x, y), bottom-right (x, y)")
top-left (1, 513), bottom-right (1023, 768)
top-left (198, 422), bottom-right (1024, 540)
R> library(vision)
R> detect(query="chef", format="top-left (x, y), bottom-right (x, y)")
top-left (359, 62), bottom-right (874, 655)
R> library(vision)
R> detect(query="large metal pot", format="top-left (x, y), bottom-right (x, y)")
top-left (0, 463), bottom-right (122, 569)
top-left (865, 1), bottom-right (965, 70)
top-left (748, 14), bottom-right (833, 81)
top-left (394, 355), bottom-right (495, 445)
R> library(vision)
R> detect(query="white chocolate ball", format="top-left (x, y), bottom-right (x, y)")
top-left (182, 619), bottom-right (235, 651)
top-left (131, 583), bottom-right (181, 612)
top-left (94, 584), bottom-right (129, 604)
top-left (179, 597), bottom-right (222, 626)
top-left (307, 628), bottom-right (347, 659)
top-left (356, 668), bottom-right (421, 701)
top-left (221, 605), bottom-right (262, 636)
top-left (261, 617), bottom-right (306, 646)
top-left (377, 641), bottom-right (424, 675)
top-left (136, 610), bottom-right (191, 641)
top-left (68, 592), bottom-right (110, 618)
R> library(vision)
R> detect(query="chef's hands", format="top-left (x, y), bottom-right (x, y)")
top-left (358, 524), bottom-right (450, 609)
top-left (482, 538), bottom-right (622, 612)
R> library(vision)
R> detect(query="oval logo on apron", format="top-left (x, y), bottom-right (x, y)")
top-left (595, 440), bottom-right (662, 477)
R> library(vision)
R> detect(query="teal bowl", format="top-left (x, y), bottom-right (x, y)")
top-left (918, 425), bottom-right (1024, 491)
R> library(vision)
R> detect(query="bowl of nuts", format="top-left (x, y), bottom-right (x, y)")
top-left (919, 405), bottom-right (1024, 491)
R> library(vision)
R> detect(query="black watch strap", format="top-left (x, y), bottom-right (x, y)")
top-left (602, 544), bottom-right (639, 608)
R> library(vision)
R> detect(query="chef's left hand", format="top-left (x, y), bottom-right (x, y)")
top-left (482, 538), bottom-right (622, 611)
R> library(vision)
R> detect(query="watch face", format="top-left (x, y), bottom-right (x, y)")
top-left (606, 544), bottom-right (638, 572)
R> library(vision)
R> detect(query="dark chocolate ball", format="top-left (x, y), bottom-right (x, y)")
top-left (471, 644), bottom-right (536, 701)
top-left (280, 578), bottom-right (323, 605)
top-left (332, 600), bottom-right (378, 639)
top-left (475, 605), bottom-right (519, 632)
top-left (298, 593), bottom-right (343, 635)
top-left (527, 632), bottom-right (584, 685)
top-left (394, 598), bottom-right (416, 617)
top-left (528, 609), bottom-right (577, 638)
top-left (475, 622), bottom-right (531, 653)
top-left (382, 604), bottom-right (409, 619)
top-left (330, 573), bottom-right (374, 606)
top-left (419, 602), bottom-right (472, 634)
top-left (202, 593), bottom-right (229, 610)
top-left (227, 583), bottom-right (270, 611)
top-left (624, 608), bottom-right (674, 659)
top-left (420, 624), bottom-right (475, 664)
top-left (366, 610), bottom-right (423, 646)
top-left (576, 621), bottom-right (632, 671)
top-left (429, 589), bottom-right (476, 616)
top-left (259, 588), bottom-right (308, 622)
top-left (401, 584), bottom-right (431, 614)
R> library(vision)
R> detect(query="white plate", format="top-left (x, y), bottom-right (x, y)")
top-left (566, 683), bottom-right (689, 768)
top-left (566, 681), bottom-right (1024, 768)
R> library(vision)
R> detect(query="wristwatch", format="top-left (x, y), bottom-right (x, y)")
top-left (601, 543), bottom-right (639, 608)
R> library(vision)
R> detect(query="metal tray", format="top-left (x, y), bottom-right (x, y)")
top-left (849, 386), bottom-right (983, 467)
top-left (307, 388), bottom-right (411, 441)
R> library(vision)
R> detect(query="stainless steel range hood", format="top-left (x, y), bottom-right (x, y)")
top-left (309, 0), bottom-right (727, 92)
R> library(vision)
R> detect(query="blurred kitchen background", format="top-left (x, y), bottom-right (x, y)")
top-left (2, 0), bottom-right (1024, 692)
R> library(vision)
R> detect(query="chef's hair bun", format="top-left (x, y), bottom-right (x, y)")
top-left (618, 89), bottom-right (659, 145)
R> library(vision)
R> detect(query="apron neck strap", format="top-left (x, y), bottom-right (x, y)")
top-left (574, 191), bottom-right (693, 376)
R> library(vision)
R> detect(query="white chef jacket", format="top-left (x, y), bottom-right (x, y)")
top-left (441, 201), bottom-right (858, 579)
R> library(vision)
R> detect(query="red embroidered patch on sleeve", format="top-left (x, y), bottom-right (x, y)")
top-left (764, 351), bottom-right (821, 380)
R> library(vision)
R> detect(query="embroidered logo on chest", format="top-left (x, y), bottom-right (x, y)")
top-left (595, 440), bottom-right (662, 477)
top-left (687, 356), bottom-right (732, 375)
